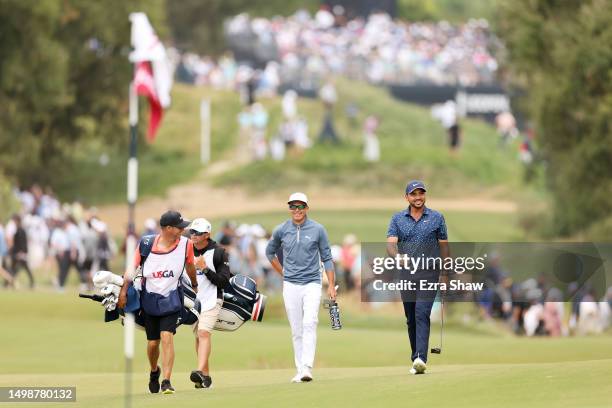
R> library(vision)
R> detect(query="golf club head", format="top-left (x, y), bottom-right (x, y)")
top-left (430, 347), bottom-right (441, 354)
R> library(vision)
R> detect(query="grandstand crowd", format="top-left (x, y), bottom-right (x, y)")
top-left (186, 9), bottom-right (501, 87)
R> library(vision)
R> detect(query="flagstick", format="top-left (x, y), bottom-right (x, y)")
top-left (124, 80), bottom-right (138, 408)
top-left (124, 312), bottom-right (135, 408)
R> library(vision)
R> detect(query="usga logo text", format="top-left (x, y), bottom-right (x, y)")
top-left (151, 270), bottom-right (174, 278)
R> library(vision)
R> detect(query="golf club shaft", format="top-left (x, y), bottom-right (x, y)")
top-left (440, 293), bottom-right (444, 351)
top-left (79, 293), bottom-right (105, 302)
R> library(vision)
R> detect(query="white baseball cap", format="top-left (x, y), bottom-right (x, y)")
top-left (288, 192), bottom-right (308, 205)
top-left (189, 218), bottom-right (212, 233)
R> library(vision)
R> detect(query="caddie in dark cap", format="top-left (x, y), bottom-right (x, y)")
top-left (118, 210), bottom-right (198, 394)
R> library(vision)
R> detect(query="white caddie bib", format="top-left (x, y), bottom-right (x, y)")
top-left (196, 249), bottom-right (219, 311)
top-left (142, 236), bottom-right (188, 297)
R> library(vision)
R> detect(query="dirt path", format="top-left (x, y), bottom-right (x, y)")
top-left (98, 173), bottom-right (516, 233)
top-left (98, 133), bottom-right (517, 232)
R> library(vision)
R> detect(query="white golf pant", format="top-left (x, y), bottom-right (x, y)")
top-left (283, 281), bottom-right (322, 371)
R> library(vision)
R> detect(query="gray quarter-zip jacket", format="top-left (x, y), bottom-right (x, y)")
top-left (265, 218), bottom-right (334, 285)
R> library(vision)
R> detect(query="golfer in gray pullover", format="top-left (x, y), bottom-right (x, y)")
top-left (266, 192), bottom-right (336, 383)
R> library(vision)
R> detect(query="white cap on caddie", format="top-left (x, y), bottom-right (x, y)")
top-left (288, 192), bottom-right (308, 205)
top-left (189, 218), bottom-right (212, 233)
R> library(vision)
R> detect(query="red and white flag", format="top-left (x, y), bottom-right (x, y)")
top-left (129, 13), bottom-right (172, 142)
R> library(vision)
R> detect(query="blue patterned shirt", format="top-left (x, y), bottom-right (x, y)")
top-left (387, 207), bottom-right (448, 258)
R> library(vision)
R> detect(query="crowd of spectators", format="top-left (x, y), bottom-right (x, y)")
top-left (477, 255), bottom-right (612, 337)
top-left (208, 221), bottom-right (360, 295)
top-left (225, 8), bottom-right (500, 87)
top-left (0, 185), bottom-right (116, 292)
top-left (177, 10), bottom-right (500, 92)
top-left (0, 185), bottom-right (364, 297)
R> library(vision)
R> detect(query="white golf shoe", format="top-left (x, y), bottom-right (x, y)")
top-left (291, 372), bottom-right (303, 383)
top-left (412, 358), bottom-right (427, 374)
top-left (409, 368), bottom-right (417, 375)
top-left (300, 366), bottom-right (313, 382)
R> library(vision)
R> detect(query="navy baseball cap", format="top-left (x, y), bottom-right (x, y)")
top-left (159, 210), bottom-right (190, 228)
top-left (405, 180), bottom-right (427, 194)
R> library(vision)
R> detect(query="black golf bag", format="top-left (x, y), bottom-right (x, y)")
top-left (181, 274), bottom-right (266, 331)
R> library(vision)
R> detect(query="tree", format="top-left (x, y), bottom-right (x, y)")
top-left (497, 0), bottom-right (612, 237)
top-left (0, 0), bottom-right (166, 186)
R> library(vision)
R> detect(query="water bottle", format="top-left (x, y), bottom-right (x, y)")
top-left (323, 299), bottom-right (342, 330)
top-left (329, 300), bottom-right (342, 330)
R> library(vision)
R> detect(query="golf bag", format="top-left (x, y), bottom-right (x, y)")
top-left (181, 274), bottom-right (266, 331)
top-left (216, 275), bottom-right (266, 331)
top-left (86, 269), bottom-right (266, 332)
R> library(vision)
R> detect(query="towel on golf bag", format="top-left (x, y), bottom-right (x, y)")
top-left (87, 271), bottom-right (266, 331)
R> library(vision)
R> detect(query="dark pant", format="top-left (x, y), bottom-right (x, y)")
top-left (318, 111), bottom-right (339, 143)
top-left (11, 253), bottom-right (34, 287)
top-left (57, 251), bottom-right (72, 287)
top-left (403, 300), bottom-right (435, 363)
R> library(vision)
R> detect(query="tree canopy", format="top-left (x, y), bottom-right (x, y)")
top-left (0, 0), bottom-right (166, 186)
top-left (498, 0), bottom-right (612, 237)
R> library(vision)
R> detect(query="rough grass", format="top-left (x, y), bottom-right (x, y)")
top-left (214, 77), bottom-right (535, 199)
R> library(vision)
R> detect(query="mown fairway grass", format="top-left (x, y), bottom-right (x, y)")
top-left (1, 291), bottom-right (611, 408)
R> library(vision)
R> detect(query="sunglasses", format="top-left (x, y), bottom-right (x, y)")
top-left (289, 204), bottom-right (307, 210)
top-left (189, 230), bottom-right (208, 236)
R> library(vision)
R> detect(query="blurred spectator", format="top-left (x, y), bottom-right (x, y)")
top-left (215, 221), bottom-right (236, 246)
top-left (600, 287), bottom-right (612, 330)
top-left (543, 288), bottom-right (565, 337)
top-left (495, 111), bottom-right (518, 146)
top-left (345, 102), bottom-right (359, 129)
top-left (578, 291), bottom-right (605, 335)
top-left (363, 115), bottom-right (380, 162)
top-left (81, 217), bottom-right (99, 283)
top-left (339, 234), bottom-right (358, 290)
top-left (50, 219), bottom-right (71, 291)
top-left (282, 90), bottom-right (298, 120)
top-left (523, 300), bottom-right (543, 337)
top-left (9, 215), bottom-right (34, 289)
top-left (270, 134), bottom-right (286, 161)
top-left (24, 212), bottom-right (49, 269)
top-left (479, 253), bottom-right (512, 319)
top-left (92, 220), bottom-right (116, 271)
top-left (318, 80), bottom-right (340, 143)
top-left (432, 100), bottom-right (461, 152)
top-left (66, 216), bottom-right (88, 291)
top-left (250, 103), bottom-right (269, 160)
top-left (0, 221), bottom-right (14, 287)
top-left (293, 118), bottom-right (311, 152)
top-left (143, 218), bottom-right (158, 236)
